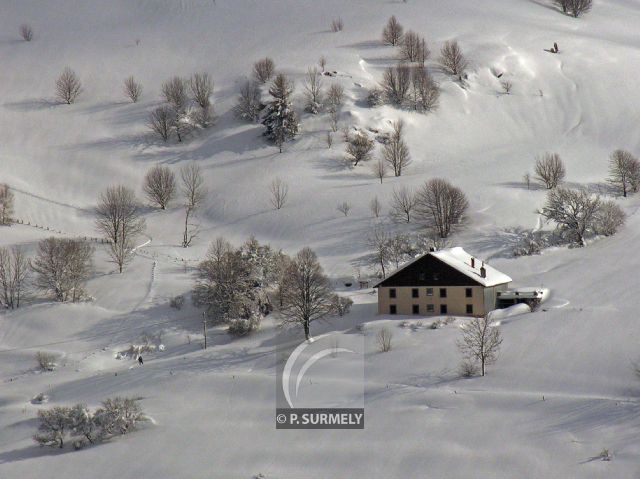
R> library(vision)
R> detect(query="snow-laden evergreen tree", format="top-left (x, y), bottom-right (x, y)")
top-left (262, 73), bottom-right (299, 153)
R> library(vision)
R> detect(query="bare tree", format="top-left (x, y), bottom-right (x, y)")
top-left (540, 187), bottom-right (600, 246)
top-left (319, 55), bottom-right (327, 72)
top-left (327, 84), bottom-right (345, 131)
top-left (382, 120), bottom-right (411, 176)
top-left (372, 158), bottom-right (387, 184)
top-left (501, 80), bottom-right (513, 95)
top-left (336, 201), bottom-right (351, 217)
top-left (280, 248), bottom-right (336, 340)
top-left (346, 132), bottom-right (375, 166)
top-left (123, 76), bottom-right (142, 103)
top-left (390, 186), bottom-right (416, 223)
top-left (55, 67), bottom-right (82, 104)
top-left (161, 76), bottom-right (188, 112)
top-left (386, 232), bottom-right (413, 269)
top-left (31, 238), bottom-right (93, 302)
top-left (20, 23), bottom-right (33, 41)
top-left (303, 67), bottom-right (323, 114)
top-left (269, 177), bottom-right (289, 210)
top-left (457, 316), bottom-right (502, 376)
top-left (523, 172), bottom-right (531, 190)
top-left (369, 196), bottom-right (382, 218)
top-left (381, 63), bottom-right (411, 106)
top-left (253, 57), bottom-right (275, 83)
top-left (0, 184), bottom-right (15, 225)
top-left (331, 17), bottom-right (344, 32)
top-left (608, 149), bottom-right (639, 198)
top-left (415, 178), bottom-right (469, 238)
top-left (401, 31), bottom-right (429, 63)
top-left (180, 163), bottom-right (207, 247)
top-left (0, 246), bottom-right (29, 309)
top-left (190, 72), bottom-right (214, 126)
top-left (368, 226), bottom-right (390, 278)
top-left (439, 40), bottom-right (468, 78)
top-left (382, 15), bottom-right (404, 46)
top-left (410, 66), bottom-right (440, 112)
top-left (148, 106), bottom-right (172, 142)
top-left (143, 164), bottom-right (176, 209)
top-left (594, 200), bottom-right (625, 236)
top-left (377, 328), bottom-right (393, 352)
top-left (326, 131), bottom-right (333, 149)
top-left (234, 80), bottom-right (263, 122)
top-left (95, 186), bottom-right (146, 272)
top-left (535, 153), bottom-right (566, 189)
top-left (189, 72), bottom-right (213, 109)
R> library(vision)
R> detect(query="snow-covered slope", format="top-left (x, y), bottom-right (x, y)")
top-left (1, 1), bottom-right (640, 477)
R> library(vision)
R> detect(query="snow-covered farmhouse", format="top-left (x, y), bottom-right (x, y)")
top-left (375, 247), bottom-right (512, 317)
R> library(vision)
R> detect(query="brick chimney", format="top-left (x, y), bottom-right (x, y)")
top-left (480, 262), bottom-right (486, 278)
top-left (470, 257), bottom-right (475, 268)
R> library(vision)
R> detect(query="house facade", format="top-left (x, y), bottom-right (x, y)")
top-left (375, 247), bottom-right (512, 317)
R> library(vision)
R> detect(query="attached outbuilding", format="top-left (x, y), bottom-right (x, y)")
top-left (374, 247), bottom-right (512, 317)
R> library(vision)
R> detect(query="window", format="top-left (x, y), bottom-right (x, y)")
top-left (439, 288), bottom-right (447, 298)
top-left (426, 288), bottom-right (433, 296)
top-left (427, 304), bottom-right (434, 313)
top-left (412, 288), bottom-right (419, 298)
top-left (389, 305), bottom-right (397, 315)
top-left (389, 288), bottom-right (396, 299)
top-left (465, 288), bottom-right (472, 298)
top-left (466, 304), bottom-right (473, 314)
top-left (412, 304), bottom-right (420, 315)
top-left (440, 304), bottom-right (447, 315)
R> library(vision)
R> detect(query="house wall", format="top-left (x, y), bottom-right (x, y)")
top-left (377, 285), bottom-right (488, 317)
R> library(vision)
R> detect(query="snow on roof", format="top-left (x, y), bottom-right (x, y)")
top-left (431, 247), bottom-right (512, 287)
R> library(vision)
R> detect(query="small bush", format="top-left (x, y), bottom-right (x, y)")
top-left (330, 295), bottom-right (353, 316)
top-left (20, 23), bottom-right (33, 41)
top-left (377, 328), bottom-right (393, 352)
top-left (599, 448), bottom-right (611, 461)
top-left (36, 351), bottom-right (58, 371)
top-left (227, 314), bottom-right (261, 336)
top-left (170, 295), bottom-right (185, 310)
top-left (253, 57), bottom-right (275, 83)
top-left (458, 360), bottom-right (478, 378)
top-left (429, 320), bottom-right (441, 330)
top-left (331, 18), bottom-right (344, 32)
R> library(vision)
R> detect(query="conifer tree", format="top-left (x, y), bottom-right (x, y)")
top-left (262, 74), bottom-right (299, 152)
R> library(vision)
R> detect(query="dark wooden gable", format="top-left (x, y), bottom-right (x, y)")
top-left (376, 254), bottom-right (482, 288)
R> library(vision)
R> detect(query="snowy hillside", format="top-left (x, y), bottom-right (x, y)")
top-left (1, 0), bottom-right (640, 477)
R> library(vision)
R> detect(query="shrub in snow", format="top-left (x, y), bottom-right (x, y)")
top-left (534, 153), bottom-right (565, 189)
top-left (55, 67), bottom-right (82, 104)
top-left (382, 15), bottom-right (404, 46)
top-left (429, 320), bottom-right (441, 330)
top-left (458, 360), bottom-right (479, 378)
top-left (377, 328), bottom-right (393, 352)
top-left (0, 184), bottom-right (15, 225)
top-left (123, 76), bottom-right (142, 103)
top-left (36, 351), bottom-right (59, 371)
top-left (227, 312), bottom-right (262, 336)
top-left (253, 57), bottom-right (275, 83)
top-left (330, 295), bottom-right (353, 316)
top-left (594, 200), bottom-right (625, 237)
top-left (599, 448), bottom-right (611, 461)
top-left (170, 294), bottom-right (185, 310)
top-left (20, 23), bottom-right (33, 41)
top-left (345, 132), bottom-right (375, 166)
top-left (93, 397), bottom-right (148, 437)
top-left (34, 406), bottom-right (72, 448)
top-left (367, 88), bottom-right (384, 107)
top-left (439, 40), bottom-right (468, 79)
top-left (330, 17), bottom-right (344, 32)
top-left (234, 80), bottom-right (264, 122)
top-left (303, 67), bottom-right (323, 114)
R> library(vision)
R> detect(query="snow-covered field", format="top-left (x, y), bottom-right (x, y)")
top-left (2, 0), bottom-right (640, 477)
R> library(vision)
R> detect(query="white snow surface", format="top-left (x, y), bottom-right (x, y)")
top-left (1, 1), bottom-right (640, 478)
top-left (432, 246), bottom-right (513, 286)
